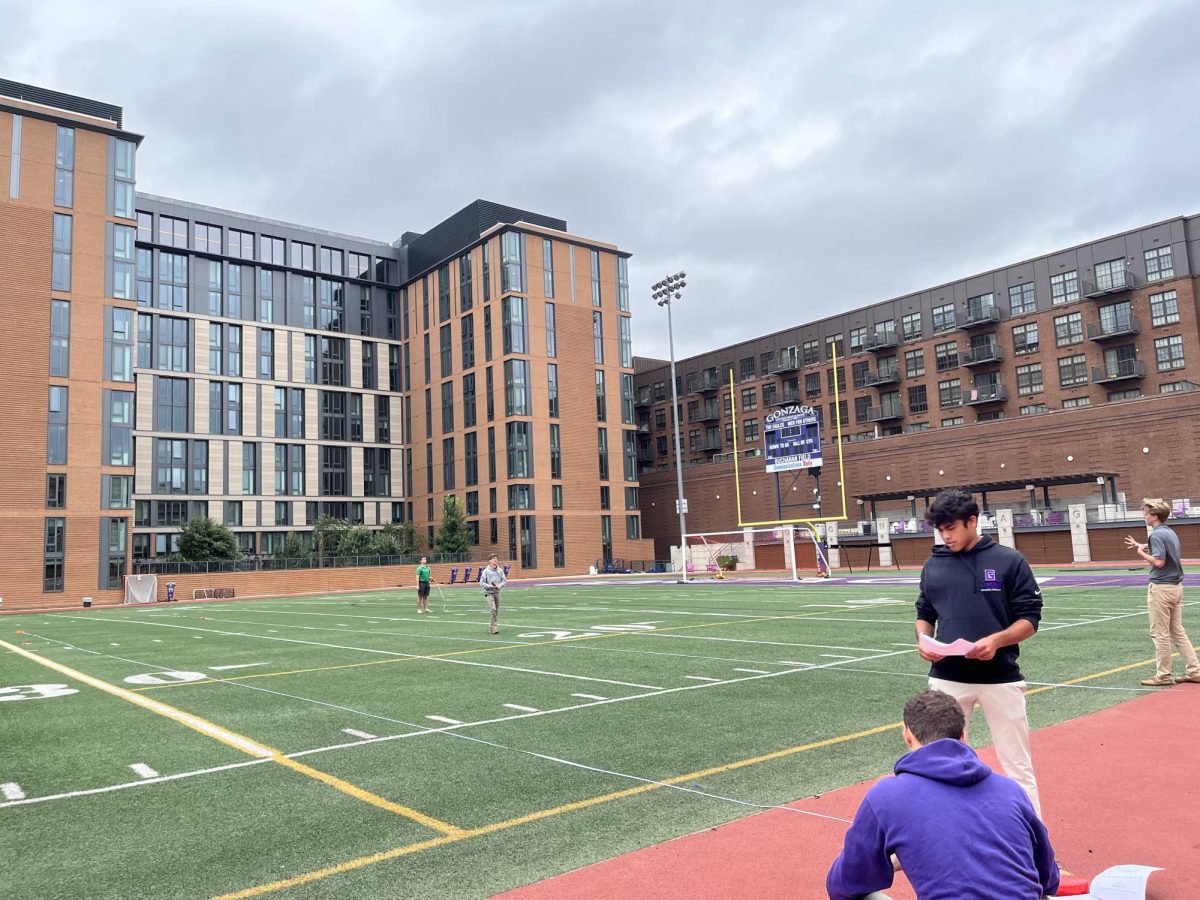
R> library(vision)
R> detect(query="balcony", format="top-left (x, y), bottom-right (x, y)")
top-left (1084, 270), bottom-right (1134, 299)
top-left (772, 354), bottom-right (801, 374)
top-left (691, 373), bottom-right (721, 394)
top-left (690, 438), bottom-right (723, 452)
top-left (863, 369), bottom-right (900, 387)
top-left (634, 392), bottom-right (653, 408)
top-left (636, 448), bottom-right (656, 463)
top-left (772, 388), bottom-right (803, 406)
top-left (959, 307), bottom-right (1001, 329)
top-left (691, 409), bottom-right (722, 423)
top-left (1091, 359), bottom-right (1144, 384)
top-left (636, 422), bottom-right (652, 434)
top-left (962, 343), bottom-right (1004, 367)
top-left (1087, 316), bottom-right (1140, 342)
top-left (864, 404), bottom-right (904, 423)
top-left (865, 332), bottom-right (899, 352)
top-left (963, 384), bottom-right (1008, 405)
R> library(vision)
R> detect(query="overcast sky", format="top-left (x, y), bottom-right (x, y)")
top-left (4, 0), bottom-right (1197, 360)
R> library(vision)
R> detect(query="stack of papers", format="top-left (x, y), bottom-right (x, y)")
top-left (919, 634), bottom-right (976, 656)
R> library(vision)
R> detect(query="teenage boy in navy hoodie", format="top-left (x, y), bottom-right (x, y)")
top-left (915, 488), bottom-right (1044, 815)
top-left (826, 690), bottom-right (1059, 900)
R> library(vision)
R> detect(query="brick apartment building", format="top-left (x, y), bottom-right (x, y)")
top-left (635, 216), bottom-right (1200, 557)
top-left (0, 79), bottom-right (652, 610)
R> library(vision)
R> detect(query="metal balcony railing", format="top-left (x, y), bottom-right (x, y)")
top-left (864, 404), bottom-right (904, 422)
top-left (962, 343), bottom-right (1004, 366)
top-left (959, 307), bottom-right (1001, 329)
top-left (772, 354), bottom-right (801, 374)
top-left (962, 383), bottom-right (1008, 405)
top-left (1084, 269), bottom-right (1134, 298)
top-left (1087, 316), bottom-right (1140, 341)
top-left (1091, 359), bottom-right (1144, 383)
top-left (864, 369), bottom-right (900, 386)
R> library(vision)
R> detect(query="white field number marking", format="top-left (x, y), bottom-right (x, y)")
top-left (124, 671), bottom-right (207, 686)
top-left (0, 684), bottom-right (80, 702)
top-left (517, 622), bottom-right (659, 641)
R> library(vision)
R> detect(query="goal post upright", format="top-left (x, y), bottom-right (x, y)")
top-left (733, 344), bottom-right (851, 528)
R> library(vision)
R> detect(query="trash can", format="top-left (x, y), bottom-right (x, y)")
top-left (166, 582), bottom-right (176, 602)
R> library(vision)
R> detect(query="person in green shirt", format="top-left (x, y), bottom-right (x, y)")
top-left (415, 557), bottom-right (432, 614)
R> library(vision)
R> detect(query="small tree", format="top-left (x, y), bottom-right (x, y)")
top-left (275, 533), bottom-right (309, 559)
top-left (391, 521), bottom-right (423, 556)
top-left (338, 525), bottom-right (376, 558)
top-left (312, 516), bottom-right (350, 560)
top-left (434, 496), bottom-right (470, 555)
top-left (177, 516), bottom-right (240, 561)
top-left (372, 527), bottom-right (401, 559)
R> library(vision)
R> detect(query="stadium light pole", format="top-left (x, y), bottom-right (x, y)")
top-left (653, 272), bottom-right (688, 582)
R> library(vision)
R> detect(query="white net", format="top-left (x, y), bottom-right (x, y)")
top-left (674, 527), bottom-right (785, 576)
top-left (124, 574), bottom-right (158, 605)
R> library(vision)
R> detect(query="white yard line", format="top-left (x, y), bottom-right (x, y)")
top-left (341, 728), bottom-right (377, 740)
top-left (209, 663), bottom-right (266, 671)
top-left (733, 668), bottom-right (769, 674)
top-left (503, 704), bottom-right (539, 713)
top-left (425, 715), bottom-right (462, 725)
top-left (129, 763), bottom-right (159, 779)
top-left (53, 615), bottom-right (664, 691)
top-left (820, 654), bottom-right (857, 659)
top-left (685, 675), bottom-right (723, 682)
top-left (1, 783), bottom-right (25, 800)
top-left (571, 693), bottom-right (607, 701)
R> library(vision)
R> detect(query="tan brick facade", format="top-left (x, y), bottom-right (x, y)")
top-left (1, 99), bottom-right (139, 611)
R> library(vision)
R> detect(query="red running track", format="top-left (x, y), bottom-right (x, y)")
top-left (497, 686), bottom-right (1199, 899)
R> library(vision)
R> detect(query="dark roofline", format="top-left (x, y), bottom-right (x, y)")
top-left (0, 78), bottom-right (126, 128)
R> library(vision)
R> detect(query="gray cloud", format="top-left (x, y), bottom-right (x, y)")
top-left (4, 0), bottom-right (1196, 361)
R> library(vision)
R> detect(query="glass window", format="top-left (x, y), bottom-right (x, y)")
top-left (1012, 322), bottom-right (1039, 354)
top-left (1008, 282), bottom-right (1036, 315)
top-left (1154, 335), bottom-right (1185, 371)
top-left (1144, 246), bottom-right (1173, 282)
top-left (52, 213), bottom-right (72, 292)
top-left (1053, 312), bottom-right (1083, 346)
top-left (1057, 354), bottom-right (1088, 387)
top-left (904, 348), bottom-right (924, 378)
top-left (48, 385), bottom-right (68, 464)
top-left (931, 304), bottom-right (955, 332)
top-left (1050, 270), bottom-right (1079, 305)
top-left (1149, 290), bottom-right (1179, 327)
top-left (901, 312), bottom-right (922, 340)
top-left (1016, 362), bottom-right (1043, 395)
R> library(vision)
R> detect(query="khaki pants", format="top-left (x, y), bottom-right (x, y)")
top-left (486, 589), bottom-right (500, 631)
top-left (1148, 583), bottom-right (1200, 679)
top-left (929, 677), bottom-right (1040, 817)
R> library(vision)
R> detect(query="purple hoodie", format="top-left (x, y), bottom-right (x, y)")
top-left (827, 739), bottom-right (1059, 900)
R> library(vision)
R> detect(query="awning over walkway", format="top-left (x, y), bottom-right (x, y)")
top-left (854, 472), bottom-right (1117, 504)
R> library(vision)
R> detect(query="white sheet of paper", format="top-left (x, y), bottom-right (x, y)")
top-left (919, 634), bottom-right (976, 656)
top-left (1083, 864), bottom-right (1163, 900)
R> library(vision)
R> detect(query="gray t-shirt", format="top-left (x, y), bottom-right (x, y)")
top-left (1148, 524), bottom-right (1184, 585)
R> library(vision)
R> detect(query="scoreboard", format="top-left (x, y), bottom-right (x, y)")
top-left (764, 404), bottom-right (822, 473)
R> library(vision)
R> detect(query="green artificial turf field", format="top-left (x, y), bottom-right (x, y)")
top-left (0, 576), bottom-right (1164, 899)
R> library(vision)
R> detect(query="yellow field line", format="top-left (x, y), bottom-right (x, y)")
top-left (212, 644), bottom-right (1166, 899)
top-left (135, 601), bottom-right (902, 692)
top-left (0, 638), bottom-right (463, 837)
top-left (213, 720), bottom-right (903, 899)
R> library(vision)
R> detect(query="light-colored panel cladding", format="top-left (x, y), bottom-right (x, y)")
top-left (349, 340), bottom-right (362, 389)
top-left (134, 372), bottom-right (153, 430)
top-left (193, 319), bottom-right (210, 375)
top-left (305, 389), bottom-right (318, 441)
top-left (363, 394), bottom-right (376, 444)
top-left (209, 441), bottom-right (226, 496)
top-left (194, 378), bottom-right (210, 434)
top-left (260, 385), bottom-right (275, 439)
top-left (134, 437), bottom-right (153, 494)
top-left (290, 331), bottom-right (305, 383)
